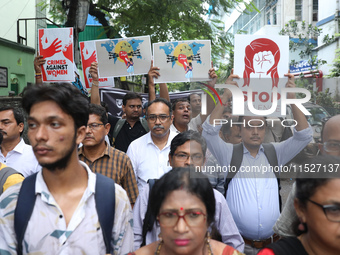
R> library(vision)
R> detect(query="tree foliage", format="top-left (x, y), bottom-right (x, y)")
top-left (279, 20), bottom-right (326, 69)
top-left (327, 33), bottom-right (340, 78)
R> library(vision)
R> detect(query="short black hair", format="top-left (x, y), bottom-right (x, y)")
top-left (0, 105), bottom-right (25, 125)
top-left (149, 167), bottom-right (216, 226)
top-left (187, 93), bottom-right (201, 102)
top-left (22, 83), bottom-right (89, 129)
top-left (170, 130), bottom-right (207, 158)
top-left (0, 132), bottom-right (3, 145)
top-left (293, 155), bottom-right (340, 235)
top-left (89, 104), bottom-right (108, 125)
top-left (0, 105), bottom-right (25, 136)
top-left (123, 92), bottom-right (142, 106)
top-left (171, 98), bottom-right (190, 111)
top-left (296, 155), bottom-right (340, 208)
top-left (147, 98), bottom-right (172, 116)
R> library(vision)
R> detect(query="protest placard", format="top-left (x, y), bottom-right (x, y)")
top-left (233, 35), bottom-right (289, 116)
top-left (80, 41), bottom-right (114, 88)
top-left (38, 28), bottom-right (74, 82)
top-left (153, 40), bottom-right (211, 83)
top-left (95, 36), bottom-right (151, 78)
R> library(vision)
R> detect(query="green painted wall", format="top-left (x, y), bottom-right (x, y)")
top-left (0, 38), bottom-right (35, 97)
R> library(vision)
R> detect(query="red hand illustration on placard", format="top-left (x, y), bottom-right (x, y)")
top-left (178, 54), bottom-right (188, 70)
top-left (119, 51), bottom-right (129, 65)
top-left (39, 30), bottom-right (62, 58)
top-left (80, 42), bottom-right (98, 88)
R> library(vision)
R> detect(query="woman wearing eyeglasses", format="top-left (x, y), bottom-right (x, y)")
top-left (258, 155), bottom-right (340, 255)
top-left (129, 167), bottom-right (244, 255)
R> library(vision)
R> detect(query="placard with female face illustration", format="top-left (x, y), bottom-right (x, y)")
top-left (234, 35), bottom-right (289, 86)
top-left (233, 35), bottom-right (289, 116)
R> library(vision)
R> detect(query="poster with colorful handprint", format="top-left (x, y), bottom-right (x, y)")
top-left (38, 28), bottom-right (74, 82)
top-left (95, 36), bottom-right (152, 77)
top-left (79, 41), bottom-right (114, 88)
top-left (153, 40), bottom-right (211, 83)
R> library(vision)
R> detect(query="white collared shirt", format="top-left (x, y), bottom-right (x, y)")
top-left (0, 139), bottom-right (41, 177)
top-left (126, 130), bottom-right (177, 193)
top-left (202, 115), bottom-right (313, 240)
top-left (0, 161), bottom-right (134, 255)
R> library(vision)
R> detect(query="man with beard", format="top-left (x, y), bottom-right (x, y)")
top-left (90, 62), bottom-right (148, 152)
top-left (0, 83), bottom-right (133, 254)
top-left (170, 99), bottom-right (191, 133)
top-left (127, 98), bottom-right (176, 193)
top-left (0, 106), bottom-right (40, 177)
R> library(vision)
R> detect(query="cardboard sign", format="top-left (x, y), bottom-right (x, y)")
top-left (95, 36), bottom-right (152, 77)
top-left (38, 28), bottom-right (74, 82)
top-left (233, 35), bottom-right (289, 116)
top-left (80, 41), bottom-right (114, 88)
top-left (153, 40), bottom-right (211, 83)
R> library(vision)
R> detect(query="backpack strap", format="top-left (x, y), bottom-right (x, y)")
top-left (224, 143), bottom-right (282, 211)
top-left (95, 173), bottom-right (115, 254)
top-left (141, 178), bottom-right (158, 247)
top-left (14, 173), bottom-right (115, 254)
top-left (139, 117), bottom-right (149, 132)
top-left (262, 143), bottom-right (279, 178)
top-left (14, 173), bottom-right (38, 255)
top-left (112, 118), bottom-right (126, 141)
top-left (0, 167), bottom-right (22, 194)
top-left (223, 143), bottom-right (243, 197)
top-left (263, 143), bottom-right (282, 211)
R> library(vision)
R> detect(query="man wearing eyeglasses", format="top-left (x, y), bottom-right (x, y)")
top-left (318, 115), bottom-right (340, 157)
top-left (79, 104), bottom-right (139, 206)
top-left (274, 114), bottom-right (340, 237)
top-left (127, 98), bottom-right (176, 193)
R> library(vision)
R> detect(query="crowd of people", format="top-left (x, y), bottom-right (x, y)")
top-left (0, 56), bottom-right (339, 255)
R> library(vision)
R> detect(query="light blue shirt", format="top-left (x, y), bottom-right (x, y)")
top-left (202, 116), bottom-right (313, 240)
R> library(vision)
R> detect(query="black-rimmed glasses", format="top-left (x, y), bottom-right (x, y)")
top-left (307, 199), bottom-right (340, 222)
top-left (87, 123), bottom-right (105, 130)
top-left (174, 153), bottom-right (203, 164)
top-left (146, 114), bottom-right (170, 123)
top-left (158, 210), bottom-right (206, 227)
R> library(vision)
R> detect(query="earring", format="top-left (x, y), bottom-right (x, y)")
top-left (298, 218), bottom-right (305, 232)
top-left (205, 231), bottom-right (213, 255)
top-left (158, 232), bottom-right (163, 242)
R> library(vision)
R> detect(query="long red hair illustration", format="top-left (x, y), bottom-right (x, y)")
top-left (243, 38), bottom-right (280, 88)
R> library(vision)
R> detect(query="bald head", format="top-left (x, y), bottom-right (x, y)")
top-left (319, 115), bottom-right (340, 156)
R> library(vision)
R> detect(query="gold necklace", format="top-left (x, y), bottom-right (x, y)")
top-left (154, 237), bottom-right (213, 255)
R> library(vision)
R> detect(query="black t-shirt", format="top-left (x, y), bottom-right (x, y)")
top-left (108, 115), bottom-right (148, 153)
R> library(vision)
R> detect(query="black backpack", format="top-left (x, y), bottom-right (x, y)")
top-left (224, 143), bottom-right (282, 211)
top-left (14, 173), bottom-right (115, 255)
